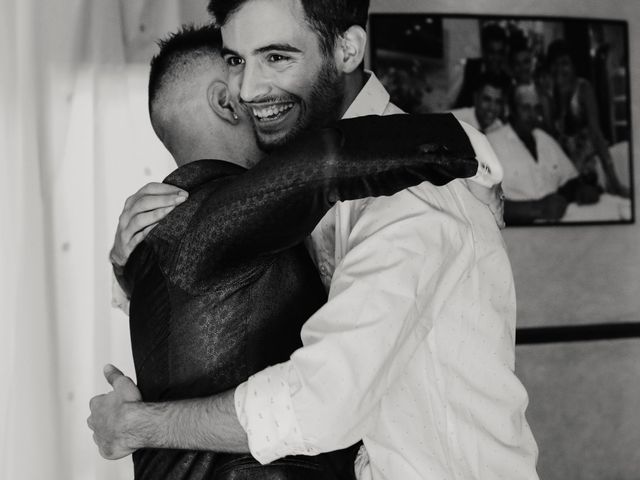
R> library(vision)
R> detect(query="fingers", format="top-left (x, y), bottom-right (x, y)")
top-left (119, 182), bottom-right (187, 231)
top-left (112, 182), bottom-right (188, 267)
top-left (92, 433), bottom-right (114, 460)
top-left (104, 364), bottom-right (124, 387)
top-left (116, 207), bottom-right (174, 261)
top-left (126, 223), bottom-right (159, 257)
top-left (127, 205), bottom-right (177, 236)
top-left (89, 393), bottom-right (105, 412)
top-left (118, 194), bottom-right (185, 236)
top-left (123, 183), bottom-right (186, 209)
top-left (128, 192), bottom-right (187, 216)
top-left (103, 364), bottom-right (142, 401)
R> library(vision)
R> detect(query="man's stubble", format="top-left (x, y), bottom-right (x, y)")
top-left (254, 55), bottom-right (345, 152)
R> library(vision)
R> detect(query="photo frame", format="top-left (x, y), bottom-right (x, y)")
top-left (370, 14), bottom-right (634, 226)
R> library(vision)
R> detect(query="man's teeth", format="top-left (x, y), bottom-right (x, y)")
top-left (252, 103), bottom-right (294, 120)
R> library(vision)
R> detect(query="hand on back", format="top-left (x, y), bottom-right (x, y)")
top-left (110, 182), bottom-right (188, 268)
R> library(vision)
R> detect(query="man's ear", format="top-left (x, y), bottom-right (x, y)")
top-left (207, 80), bottom-right (240, 125)
top-left (334, 25), bottom-right (367, 74)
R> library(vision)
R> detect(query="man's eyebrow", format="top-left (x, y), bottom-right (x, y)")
top-left (254, 43), bottom-right (302, 55)
top-left (221, 43), bottom-right (302, 58)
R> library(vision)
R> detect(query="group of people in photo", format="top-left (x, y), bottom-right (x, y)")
top-left (378, 19), bottom-right (632, 224)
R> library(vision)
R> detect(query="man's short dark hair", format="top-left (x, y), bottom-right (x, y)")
top-left (546, 39), bottom-right (573, 67)
top-left (509, 31), bottom-right (530, 61)
top-left (480, 23), bottom-right (507, 49)
top-left (148, 24), bottom-right (222, 111)
top-left (474, 73), bottom-right (510, 96)
top-left (207, 0), bottom-right (370, 55)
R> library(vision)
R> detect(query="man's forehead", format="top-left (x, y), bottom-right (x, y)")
top-left (516, 89), bottom-right (540, 106)
top-left (480, 85), bottom-right (503, 98)
top-left (220, 0), bottom-right (313, 52)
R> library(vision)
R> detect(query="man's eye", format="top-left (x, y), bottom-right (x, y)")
top-left (268, 54), bottom-right (288, 62)
top-left (226, 56), bottom-right (244, 67)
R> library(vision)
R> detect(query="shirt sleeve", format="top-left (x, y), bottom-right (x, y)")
top-left (157, 115), bottom-right (476, 292)
top-left (550, 136), bottom-right (579, 187)
top-left (111, 271), bottom-right (130, 315)
top-left (458, 120), bottom-right (504, 187)
top-left (235, 187), bottom-right (469, 463)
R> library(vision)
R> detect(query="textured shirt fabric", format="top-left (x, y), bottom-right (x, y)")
top-left (488, 124), bottom-right (578, 201)
top-left (451, 106), bottom-right (503, 134)
top-left (235, 74), bottom-right (540, 480)
top-left (124, 161), bottom-right (339, 480)
top-left (118, 112), bottom-right (481, 479)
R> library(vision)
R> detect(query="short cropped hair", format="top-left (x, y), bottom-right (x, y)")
top-left (207, 0), bottom-right (370, 55)
top-left (148, 24), bottom-right (223, 112)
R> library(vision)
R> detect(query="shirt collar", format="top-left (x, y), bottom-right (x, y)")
top-left (342, 71), bottom-right (391, 119)
top-left (163, 159), bottom-right (246, 191)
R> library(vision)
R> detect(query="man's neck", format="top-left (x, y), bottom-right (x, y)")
top-left (512, 123), bottom-right (538, 161)
top-left (174, 132), bottom-right (262, 170)
top-left (336, 69), bottom-right (367, 119)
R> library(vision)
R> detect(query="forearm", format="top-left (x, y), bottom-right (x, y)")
top-left (557, 177), bottom-right (583, 203)
top-left (169, 114), bottom-right (477, 282)
top-left (504, 199), bottom-right (543, 224)
top-left (124, 389), bottom-right (248, 453)
top-left (237, 193), bottom-right (460, 462)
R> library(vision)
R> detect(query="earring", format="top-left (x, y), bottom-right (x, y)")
top-left (232, 112), bottom-right (238, 120)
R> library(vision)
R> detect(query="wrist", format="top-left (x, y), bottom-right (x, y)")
top-left (121, 401), bottom-right (153, 450)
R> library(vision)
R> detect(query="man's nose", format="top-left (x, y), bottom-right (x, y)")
top-left (239, 61), bottom-right (270, 103)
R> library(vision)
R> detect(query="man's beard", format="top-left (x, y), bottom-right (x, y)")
top-left (255, 57), bottom-right (344, 152)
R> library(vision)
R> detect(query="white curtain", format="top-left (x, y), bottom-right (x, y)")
top-left (1, 1), bottom-right (189, 478)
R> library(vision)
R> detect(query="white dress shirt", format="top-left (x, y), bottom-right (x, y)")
top-left (234, 74), bottom-right (539, 480)
top-left (451, 106), bottom-right (503, 134)
top-left (487, 124), bottom-right (578, 201)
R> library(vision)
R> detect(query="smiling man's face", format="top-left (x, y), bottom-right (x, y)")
top-left (474, 84), bottom-right (504, 131)
top-left (221, 0), bottom-right (345, 150)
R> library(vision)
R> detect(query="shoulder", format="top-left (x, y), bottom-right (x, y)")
top-left (487, 124), bottom-right (513, 147)
top-left (450, 107), bottom-right (474, 126)
top-left (533, 127), bottom-right (554, 142)
top-left (338, 181), bottom-right (472, 243)
top-left (534, 128), bottom-right (563, 152)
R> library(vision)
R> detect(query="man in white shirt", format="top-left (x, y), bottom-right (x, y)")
top-left (488, 83), bottom-right (600, 225)
top-left (451, 74), bottom-right (507, 134)
top-left (89, 1), bottom-right (539, 479)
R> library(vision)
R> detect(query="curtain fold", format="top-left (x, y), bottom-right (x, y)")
top-left (2, 0), bottom-right (181, 478)
top-left (1, 0), bottom-right (62, 478)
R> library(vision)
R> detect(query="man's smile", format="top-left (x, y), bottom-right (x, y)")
top-left (248, 102), bottom-right (296, 123)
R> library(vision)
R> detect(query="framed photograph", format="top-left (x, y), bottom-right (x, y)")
top-left (370, 14), bottom-right (634, 226)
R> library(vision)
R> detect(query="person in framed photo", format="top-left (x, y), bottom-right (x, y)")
top-left (547, 39), bottom-right (630, 198)
top-left (488, 83), bottom-right (601, 224)
top-left (449, 23), bottom-right (512, 109)
top-left (451, 73), bottom-right (508, 134)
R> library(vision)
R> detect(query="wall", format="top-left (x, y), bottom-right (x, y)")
top-left (116, 1), bottom-right (640, 478)
top-left (370, 1), bottom-right (640, 478)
